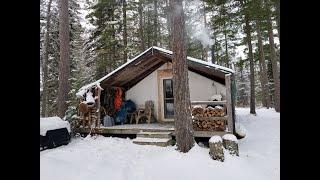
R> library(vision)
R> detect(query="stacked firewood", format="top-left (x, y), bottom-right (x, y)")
top-left (78, 103), bottom-right (99, 127)
top-left (192, 106), bottom-right (225, 117)
top-left (191, 106), bottom-right (204, 117)
top-left (192, 106), bottom-right (226, 131)
top-left (192, 118), bottom-right (226, 131)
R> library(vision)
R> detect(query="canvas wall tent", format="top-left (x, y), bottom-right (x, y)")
top-left (76, 46), bottom-right (236, 134)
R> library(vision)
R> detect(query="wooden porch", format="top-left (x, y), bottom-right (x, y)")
top-left (74, 123), bottom-right (231, 138)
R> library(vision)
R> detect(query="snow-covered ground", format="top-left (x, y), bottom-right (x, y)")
top-left (40, 108), bottom-right (279, 180)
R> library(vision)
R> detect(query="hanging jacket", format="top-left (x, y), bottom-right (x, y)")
top-left (114, 87), bottom-right (123, 112)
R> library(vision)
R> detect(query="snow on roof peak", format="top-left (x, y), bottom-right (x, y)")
top-left (152, 46), bottom-right (235, 73)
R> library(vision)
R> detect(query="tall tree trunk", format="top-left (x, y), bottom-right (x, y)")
top-left (153, 0), bottom-right (158, 46)
top-left (239, 65), bottom-right (245, 106)
top-left (202, 1), bottom-right (208, 61)
top-left (138, 0), bottom-right (145, 51)
top-left (222, 4), bottom-right (229, 68)
top-left (166, 0), bottom-right (172, 49)
top-left (256, 19), bottom-right (271, 108)
top-left (275, 0), bottom-right (280, 41)
top-left (158, 18), bottom-right (161, 46)
top-left (122, 0), bottom-right (127, 63)
top-left (266, 0), bottom-right (280, 112)
top-left (211, 28), bottom-right (217, 64)
top-left (211, 44), bottom-right (215, 64)
top-left (257, 63), bottom-right (265, 106)
top-left (111, 4), bottom-right (116, 68)
top-left (57, 0), bottom-right (70, 118)
top-left (170, 0), bottom-right (195, 153)
top-left (242, 1), bottom-right (256, 114)
top-left (146, 9), bottom-right (151, 48)
top-left (224, 29), bottom-right (229, 68)
top-left (41, 0), bottom-right (53, 117)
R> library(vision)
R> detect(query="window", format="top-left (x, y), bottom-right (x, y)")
top-left (163, 79), bottom-right (174, 118)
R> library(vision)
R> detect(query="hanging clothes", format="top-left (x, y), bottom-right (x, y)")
top-left (114, 87), bottom-right (123, 112)
top-left (102, 86), bottom-right (119, 117)
top-left (103, 87), bottom-right (111, 107)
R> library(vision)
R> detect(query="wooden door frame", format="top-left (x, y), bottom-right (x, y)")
top-left (157, 63), bottom-right (174, 122)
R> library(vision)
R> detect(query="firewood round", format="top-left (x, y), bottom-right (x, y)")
top-left (209, 136), bottom-right (224, 162)
top-left (222, 134), bottom-right (239, 156)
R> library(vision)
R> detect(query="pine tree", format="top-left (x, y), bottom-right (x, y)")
top-left (253, 0), bottom-right (271, 108)
top-left (122, 0), bottom-right (128, 63)
top-left (40, 0), bottom-right (62, 116)
top-left (205, 0), bottom-right (241, 67)
top-left (272, 0), bottom-right (280, 41)
top-left (153, 0), bottom-right (158, 46)
top-left (170, 0), bottom-right (195, 153)
top-left (87, 0), bottom-right (123, 79)
top-left (41, 0), bottom-right (94, 116)
top-left (41, 0), bottom-right (53, 117)
top-left (264, 0), bottom-right (280, 112)
top-left (202, 1), bottom-right (209, 61)
top-left (138, 0), bottom-right (146, 51)
top-left (235, 58), bottom-right (249, 107)
top-left (57, 0), bottom-right (71, 118)
top-left (241, 0), bottom-right (256, 114)
top-left (69, 0), bottom-right (89, 107)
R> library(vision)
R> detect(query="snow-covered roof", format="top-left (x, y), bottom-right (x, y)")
top-left (76, 47), bottom-right (154, 98)
top-left (40, 116), bottom-right (71, 136)
top-left (152, 46), bottom-right (234, 73)
top-left (76, 46), bottom-right (235, 97)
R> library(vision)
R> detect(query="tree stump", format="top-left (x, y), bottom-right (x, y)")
top-left (222, 134), bottom-right (239, 156)
top-left (209, 136), bottom-right (224, 162)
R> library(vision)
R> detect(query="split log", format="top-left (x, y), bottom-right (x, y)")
top-left (192, 106), bottom-right (204, 117)
top-left (209, 136), bottom-right (224, 162)
top-left (192, 117), bottom-right (226, 131)
top-left (192, 105), bottom-right (225, 117)
top-left (222, 134), bottom-right (239, 156)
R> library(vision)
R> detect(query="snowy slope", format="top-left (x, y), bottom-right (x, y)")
top-left (40, 108), bottom-right (279, 180)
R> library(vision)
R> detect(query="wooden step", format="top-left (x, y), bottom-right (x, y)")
top-left (133, 137), bottom-right (172, 147)
top-left (137, 131), bottom-right (172, 139)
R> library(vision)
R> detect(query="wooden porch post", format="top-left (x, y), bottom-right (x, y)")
top-left (225, 74), bottom-right (234, 133)
top-left (96, 87), bottom-right (102, 128)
